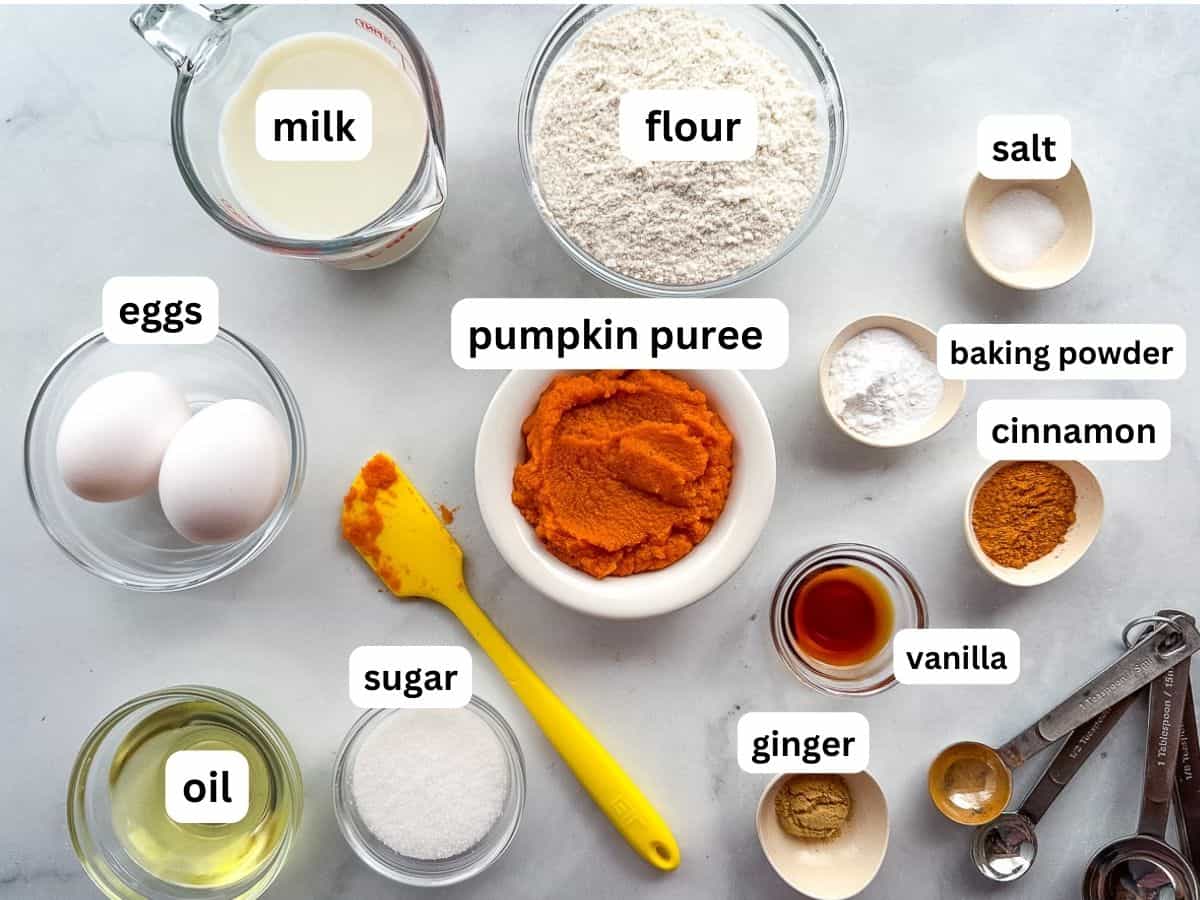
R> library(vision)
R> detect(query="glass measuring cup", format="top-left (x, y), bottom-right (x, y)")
top-left (928, 612), bottom-right (1200, 826)
top-left (131, 5), bottom-right (446, 269)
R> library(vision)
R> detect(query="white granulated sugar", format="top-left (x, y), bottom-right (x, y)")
top-left (980, 188), bottom-right (1066, 271)
top-left (532, 7), bottom-right (826, 286)
top-left (827, 328), bottom-right (944, 438)
top-left (350, 708), bottom-right (510, 860)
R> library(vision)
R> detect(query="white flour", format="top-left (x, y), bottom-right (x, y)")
top-left (532, 7), bottom-right (826, 285)
top-left (827, 328), bottom-right (944, 438)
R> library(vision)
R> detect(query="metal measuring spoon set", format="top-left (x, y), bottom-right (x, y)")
top-left (972, 689), bottom-right (1139, 881)
top-left (1082, 613), bottom-right (1199, 900)
top-left (928, 610), bottom-right (1200, 897)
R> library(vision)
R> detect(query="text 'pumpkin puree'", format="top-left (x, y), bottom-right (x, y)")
top-left (513, 370), bottom-right (734, 578)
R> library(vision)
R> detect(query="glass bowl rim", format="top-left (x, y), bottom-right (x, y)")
top-left (24, 327), bottom-right (306, 592)
top-left (331, 697), bottom-right (527, 887)
top-left (66, 684), bottom-right (304, 900)
top-left (770, 542), bottom-right (929, 697)
top-left (517, 2), bottom-right (849, 297)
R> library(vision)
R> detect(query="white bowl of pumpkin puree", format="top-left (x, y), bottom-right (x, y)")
top-left (475, 370), bottom-right (776, 619)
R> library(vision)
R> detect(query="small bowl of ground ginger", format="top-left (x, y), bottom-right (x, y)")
top-left (756, 772), bottom-right (889, 899)
top-left (965, 460), bottom-right (1104, 587)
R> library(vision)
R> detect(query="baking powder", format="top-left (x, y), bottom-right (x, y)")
top-left (827, 328), bottom-right (944, 439)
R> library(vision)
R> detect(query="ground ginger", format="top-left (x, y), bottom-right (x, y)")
top-left (774, 774), bottom-right (852, 840)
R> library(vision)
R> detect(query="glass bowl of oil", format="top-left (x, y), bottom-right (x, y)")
top-left (770, 543), bottom-right (928, 696)
top-left (67, 686), bottom-right (302, 900)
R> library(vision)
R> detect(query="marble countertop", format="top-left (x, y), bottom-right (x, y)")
top-left (3, 5), bottom-right (1198, 898)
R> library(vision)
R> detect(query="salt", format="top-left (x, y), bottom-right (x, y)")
top-left (979, 188), bottom-right (1066, 271)
top-left (827, 328), bottom-right (944, 439)
top-left (350, 708), bottom-right (509, 860)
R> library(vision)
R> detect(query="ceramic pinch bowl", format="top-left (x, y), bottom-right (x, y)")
top-left (818, 314), bottom-right (966, 448)
top-left (963, 162), bottom-right (1095, 290)
top-left (475, 369), bottom-right (776, 620)
top-left (756, 772), bottom-right (889, 899)
top-left (964, 460), bottom-right (1104, 587)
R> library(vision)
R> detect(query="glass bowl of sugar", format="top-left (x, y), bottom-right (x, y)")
top-left (332, 699), bottom-right (526, 887)
top-left (519, 4), bottom-right (847, 297)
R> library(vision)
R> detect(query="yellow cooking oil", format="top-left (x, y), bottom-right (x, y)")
top-left (108, 700), bottom-right (290, 888)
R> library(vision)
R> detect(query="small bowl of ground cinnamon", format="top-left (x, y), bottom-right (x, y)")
top-left (965, 460), bottom-right (1104, 586)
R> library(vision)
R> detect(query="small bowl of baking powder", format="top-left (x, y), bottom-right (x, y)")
top-left (519, 5), bottom-right (847, 297)
top-left (818, 315), bottom-right (966, 448)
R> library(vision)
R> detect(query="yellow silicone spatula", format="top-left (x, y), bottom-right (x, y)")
top-left (342, 452), bottom-right (681, 871)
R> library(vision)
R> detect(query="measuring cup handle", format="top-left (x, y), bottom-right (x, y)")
top-left (130, 4), bottom-right (248, 72)
top-left (998, 614), bottom-right (1200, 769)
top-left (1174, 676), bottom-right (1200, 867)
top-left (1019, 690), bottom-right (1139, 825)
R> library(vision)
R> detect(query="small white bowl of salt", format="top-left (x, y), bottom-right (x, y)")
top-left (964, 162), bottom-right (1095, 290)
top-left (819, 314), bottom-right (966, 448)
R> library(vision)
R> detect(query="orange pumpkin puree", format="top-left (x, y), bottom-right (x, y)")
top-left (513, 370), bottom-right (734, 578)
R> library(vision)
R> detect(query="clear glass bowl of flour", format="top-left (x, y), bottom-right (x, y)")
top-left (332, 699), bottom-right (527, 887)
top-left (519, 5), bottom-right (847, 297)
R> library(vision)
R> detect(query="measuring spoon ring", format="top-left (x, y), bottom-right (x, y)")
top-left (929, 612), bottom-right (1200, 826)
top-left (972, 690), bottom-right (1138, 882)
top-left (1082, 656), bottom-right (1198, 900)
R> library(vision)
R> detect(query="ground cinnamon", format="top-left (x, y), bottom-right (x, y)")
top-left (971, 462), bottom-right (1076, 569)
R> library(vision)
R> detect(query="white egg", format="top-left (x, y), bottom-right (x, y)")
top-left (56, 371), bottom-right (192, 502)
top-left (158, 399), bottom-right (290, 544)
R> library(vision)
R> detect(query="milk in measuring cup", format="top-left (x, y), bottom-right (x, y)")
top-left (220, 33), bottom-right (428, 240)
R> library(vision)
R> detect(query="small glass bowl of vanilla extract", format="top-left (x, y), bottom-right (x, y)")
top-left (771, 543), bottom-right (928, 696)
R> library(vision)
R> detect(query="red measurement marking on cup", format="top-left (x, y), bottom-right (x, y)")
top-left (355, 17), bottom-right (400, 52)
top-left (218, 198), bottom-right (257, 229)
top-left (363, 224), bottom-right (418, 260)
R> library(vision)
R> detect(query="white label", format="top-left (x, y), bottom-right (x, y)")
top-left (349, 645), bottom-right (472, 709)
top-left (255, 89), bottom-right (373, 161)
top-left (451, 298), bottom-right (787, 370)
top-left (619, 90), bottom-right (758, 162)
top-left (978, 399), bottom-right (1171, 461)
top-left (978, 114), bottom-right (1071, 180)
top-left (938, 324), bottom-right (1186, 380)
top-left (894, 629), bottom-right (1020, 685)
top-left (102, 277), bottom-right (218, 345)
top-left (165, 750), bottom-right (249, 824)
top-left (737, 712), bottom-right (869, 774)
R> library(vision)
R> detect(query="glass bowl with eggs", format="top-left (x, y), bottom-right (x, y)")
top-left (25, 329), bottom-right (305, 591)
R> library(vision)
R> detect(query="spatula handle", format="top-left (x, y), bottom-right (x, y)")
top-left (448, 589), bottom-right (681, 872)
